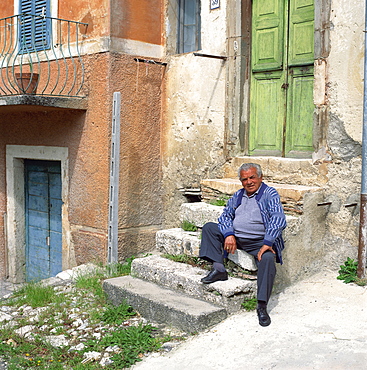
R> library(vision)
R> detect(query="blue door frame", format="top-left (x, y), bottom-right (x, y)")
top-left (25, 160), bottom-right (62, 282)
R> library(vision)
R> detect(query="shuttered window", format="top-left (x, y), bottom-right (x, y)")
top-left (19, 0), bottom-right (51, 52)
top-left (177, 0), bottom-right (201, 53)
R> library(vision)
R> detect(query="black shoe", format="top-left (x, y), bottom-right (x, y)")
top-left (201, 269), bottom-right (228, 284)
top-left (257, 307), bottom-right (271, 327)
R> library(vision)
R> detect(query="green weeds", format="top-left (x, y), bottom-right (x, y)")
top-left (337, 257), bottom-right (367, 286)
top-left (209, 196), bottom-right (229, 207)
top-left (181, 220), bottom-right (198, 232)
top-left (337, 257), bottom-right (358, 284)
top-left (162, 254), bottom-right (209, 269)
top-left (9, 282), bottom-right (62, 308)
top-left (101, 324), bottom-right (161, 368)
top-left (100, 302), bottom-right (136, 325)
top-left (241, 296), bottom-right (257, 311)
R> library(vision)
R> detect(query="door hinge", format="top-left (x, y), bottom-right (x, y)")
top-left (46, 236), bottom-right (50, 246)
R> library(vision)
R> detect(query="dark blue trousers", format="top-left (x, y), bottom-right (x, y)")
top-left (199, 222), bottom-right (276, 303)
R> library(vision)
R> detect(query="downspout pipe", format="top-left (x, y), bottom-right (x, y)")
top-left (357, 1), bottom-right (367, 279)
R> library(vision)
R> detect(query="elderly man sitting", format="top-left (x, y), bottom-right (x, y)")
top-left (199, 163), bottom-right (286, 326)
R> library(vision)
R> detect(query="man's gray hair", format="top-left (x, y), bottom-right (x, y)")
top-left (238, 163), bottom-right (263, 178)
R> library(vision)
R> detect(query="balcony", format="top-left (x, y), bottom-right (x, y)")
top-left (0, 13), bottom-right (88, 111)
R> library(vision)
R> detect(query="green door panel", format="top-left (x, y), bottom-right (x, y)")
top-left (252, 0), bottom-right (285, 71)
top-left (249, 71), bottom-right (285, 156)
top-left (288, 0), bottom-right (314, 66)
top-left (285, 66), bottom-right (314, 156)
top-left (249, 0), bottom-right (314, 157)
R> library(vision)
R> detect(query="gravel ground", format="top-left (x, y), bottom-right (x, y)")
top-left (0, 266), bottom-right (187, 369)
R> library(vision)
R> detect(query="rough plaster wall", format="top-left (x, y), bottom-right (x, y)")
top-left (0, 109), bottom-right (96, 276)
top-left (162, 4), bottom-right (228, 227)
top-left (58, 0), bottom-right (110, 39)
top-left (111, 0), bottom-right (162, 44)
top-left (323, 0), bottom-right (365, 268)
top-left (69, 53), bottom-right (111, 265)
top-left (0, 2), bottom-right (13, 17)
top-left (327, 0), bottom-right (364, 143)
top-left (323, 159), bottom-right (362, 268)
top-left (106, 53), bottom-right (164, 260)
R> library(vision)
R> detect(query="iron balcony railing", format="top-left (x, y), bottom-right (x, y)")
top-left (0, 13), bottom-right (88, 97)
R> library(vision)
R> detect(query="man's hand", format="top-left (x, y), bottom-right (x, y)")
top-left (224, 235), bottom-right (237, 254)
top-left (257, 245), bottom-right (275, 261)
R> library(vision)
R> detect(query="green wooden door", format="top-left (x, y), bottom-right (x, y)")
top-left (249, 0), bottom-right (314, 157)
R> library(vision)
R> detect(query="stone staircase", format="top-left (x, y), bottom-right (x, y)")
top-left (103, 202), bottom-right (259, 334)
top-left (200, 156), bottom-right (329, 288)
top-left (103, 157), bottom-right (329, 334)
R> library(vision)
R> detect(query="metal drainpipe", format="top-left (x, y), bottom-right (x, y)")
top-left (358, 1), bottom-right (367, 279)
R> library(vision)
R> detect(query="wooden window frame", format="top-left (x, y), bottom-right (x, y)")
top-left (177, 0), bottom-right (201, 54)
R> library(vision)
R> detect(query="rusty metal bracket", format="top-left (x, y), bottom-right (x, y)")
top-left (344, 203), bottom-right (358, 208)
top-left (193, 53), bottom-right (228, 60)
top-left (317, 202), bottom-right (332, 206)
top-left (134, 58), bottom-right (167, 66)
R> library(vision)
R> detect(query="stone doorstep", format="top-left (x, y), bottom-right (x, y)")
top-left (223, 156), bottom-right (328, 187)
top-left (103, 275), bottom-right (227, 333)
top-left (156, 228), bottom-right (258, 271)
top-left (201, 178), bottom-right (323, 202)
top-left (131, 255), bottom-right (256, 314)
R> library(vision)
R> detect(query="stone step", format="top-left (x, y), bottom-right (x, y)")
top-left (103, 275), bottom-right (227, 333)
top-left (223, 156), bottom-right (328, 187)
top-left (130, 255), bottom-right (256, 314)
top-left (156, 227), bottom-right (258, 271)
top-left (200, 179), bottom-right (324, 215)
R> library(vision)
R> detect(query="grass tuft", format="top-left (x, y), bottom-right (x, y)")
top-left (181, 220), bottom-right (198, 232)
top-left (241, 296), bottom-right (257, 311)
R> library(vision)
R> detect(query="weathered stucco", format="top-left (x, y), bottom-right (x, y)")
top-left (162, 3), bottom-right (228, 227)
top-left (320, 0), bottom-right (365, 269)
top-left (327, 0), bottom-right (365, 143)
top-left (108, 53), bottom-right (164, 260)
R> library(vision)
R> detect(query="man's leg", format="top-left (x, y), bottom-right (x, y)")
top-left (255, 251), bottom-right (276, 303)
top-left (199, 222), bottom-right (228, 283)
top-left (238, 241), bottom-right (276, 327)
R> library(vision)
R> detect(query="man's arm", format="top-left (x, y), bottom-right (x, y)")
top-left (260, 189), bottom-right (287, 248)
top-left (218, 190), bottom-right (242, 238)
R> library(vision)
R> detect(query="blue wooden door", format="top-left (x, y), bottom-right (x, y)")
top-left (25, 160), bottom-right (62, 282)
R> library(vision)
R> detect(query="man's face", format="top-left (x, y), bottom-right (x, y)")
top-left (239, 167), bottom-right (263, 196)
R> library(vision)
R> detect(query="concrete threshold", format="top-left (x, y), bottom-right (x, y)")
top-left (103, 275), bottom-right (227, 333)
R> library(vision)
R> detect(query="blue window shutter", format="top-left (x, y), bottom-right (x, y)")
top-left (19, 0), bottom-right (51, 52)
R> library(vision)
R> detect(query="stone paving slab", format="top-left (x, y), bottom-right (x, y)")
top-left (103, 275), bottom-right (227, 333)
top-left (131, 255), bottom-right (256, 313)
top-left (132, 270), bottom-right (367, 370)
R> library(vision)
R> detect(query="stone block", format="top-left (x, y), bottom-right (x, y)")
top-left (131, 255), bottom-right (256, 313)
top-left (156, 228), bottom-right (200, 255)
top-left (227, 250), bottom-right (257, 271)
top-left (182, 233), bottom-right (201, 256)
top-left (180, 202), bottom-right (224, 227)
